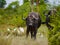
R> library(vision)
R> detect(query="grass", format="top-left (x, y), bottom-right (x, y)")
top-left (0, 24), bottom-right (48, 45)
top-left (0, 36), bottom-right (12, 45)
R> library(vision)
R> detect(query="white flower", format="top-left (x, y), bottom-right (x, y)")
top-left (19, 27), bottom-right (24, 33)
top-left (7, 28), bottom-right (10, 32)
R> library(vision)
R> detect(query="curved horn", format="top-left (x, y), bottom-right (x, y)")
top-left (21, 14), bottom-right (26, 20)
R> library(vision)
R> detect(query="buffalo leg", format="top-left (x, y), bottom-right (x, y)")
top-left (26, 27), bottom-right (30, 38)
top-left (31, 31), bottom-right (33, 39)
top-left (33, 29), bottom-right (37, 39)
top-left (46, 23), bottom-right (54, 30)
top-left (30, 27), bottom-right (34, 39)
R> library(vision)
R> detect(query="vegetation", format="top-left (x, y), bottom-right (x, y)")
top-left (0, 0), bottom-right (6, 8)
top-left (48, 7), bottom-right (60, 45)
top-left (0, 0), bottom-right (60, 45)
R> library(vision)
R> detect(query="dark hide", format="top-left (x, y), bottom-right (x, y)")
top-left (42, 10), bottom-right (55, 30)
top-left (45, 15), bottom-right (54, 30)
top-left (26, 12), bottom-right (41, 39)
top-left (41, 15), bottom-right (54, 30)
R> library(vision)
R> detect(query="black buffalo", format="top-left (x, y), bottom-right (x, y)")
top-left (26, 12), bottom-right (41, 39)
top-left (45, 14), bottom-right (54, 30)
top-left (44, 10), bottom-right (55, 30)
top-left (45, 9), bottom-right (57, 30)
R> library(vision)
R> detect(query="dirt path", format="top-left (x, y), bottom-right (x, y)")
top-left (11, 25), bottom-right (48, 45)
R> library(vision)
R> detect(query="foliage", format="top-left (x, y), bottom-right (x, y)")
top-left (0, 1), bottom-right (31, 27)
top-left (24, 0), bottom-right (29, 3)
top-left (0, 1), bottom-right (60, 45)
top-left (0, 0), bottom-right (6, 8)
top-left (48, 6), bottom-right (60, 45)
top-left (6, 1), bottom-right (19, 10)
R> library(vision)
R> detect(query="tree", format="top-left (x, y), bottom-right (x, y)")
top-left (0, 0), bottom-right (6, 8)
top-left (6, 1), bottom-right (19, 10)
top-left (24, 0), bottom-right (28, 3)
top-left (36, 0), bottom-right (40, 5)
top-left (44, 0), bottom-right (48, 2)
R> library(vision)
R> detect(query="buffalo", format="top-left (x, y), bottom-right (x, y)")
top-left (26, 12), bottom-right (41, 39)
top-left (42, 9), bottom-right (56, 30)
top-left (45, 14), bottom-right (54, 30)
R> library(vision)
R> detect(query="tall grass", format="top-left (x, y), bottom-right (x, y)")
top-left (0, 36), bottom-right (12, 45)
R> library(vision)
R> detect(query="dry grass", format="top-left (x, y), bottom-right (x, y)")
top-left (11, 36), bottom-right (48, 45)
top-left (0, 36), bottom-right (13, 45)
top-left (0, 24), bottom-right (48, 45)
